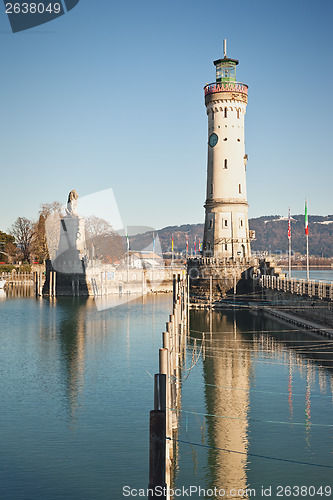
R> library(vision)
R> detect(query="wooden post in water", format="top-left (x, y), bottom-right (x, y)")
top-left (161, 336), bottom-right (172, 441)
top-left (161, 340), bottom-right (173, 478)
top-left (148, 410), bottom-right (166, 500)
top-left (159, 350), bottom-right (169, 411)
top-left (50, 271), bottom-right (53, 297)
top-left (34, 272), bottom-right (38, 297)
top-left (166, 319), bottom-right (176, 428)
top-left (150, 373), bottom-right (167, 498)
top-left (154, 373), bottom-right (166, 411)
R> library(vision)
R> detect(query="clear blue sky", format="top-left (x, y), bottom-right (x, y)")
top-left (0, 0), bottom-right (332, 233)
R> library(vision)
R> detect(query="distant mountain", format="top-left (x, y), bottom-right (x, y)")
top-left (249, 215), bottom-right (333, 257)
top-left (129, 223), bottom-right (204, 255)
top-left (128, 215), bottom-right (333, 257)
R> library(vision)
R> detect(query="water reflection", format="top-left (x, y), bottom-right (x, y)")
top-left (184, 308), bottom-right (333, 497)
top-left (5, 283), bottom-right (34, 298)
top-left (37, 298), bottom-right (110, 424)
top-left (56, 299), bottom-right (89, 421)
top-left (190, 310), bottom-right (252, 498)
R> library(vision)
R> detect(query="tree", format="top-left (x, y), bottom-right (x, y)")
top-left (10, 217), bottom-right (34, 262)
top-left (33, 202), bottom-right (63, 262)
top-left (84, 216), bottom-right (125, 263)
top-left (0, 231), bottom-right (17, 262)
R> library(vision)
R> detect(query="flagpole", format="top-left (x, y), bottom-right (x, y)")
top-left (172, 234), bottom-right (174, 267)
top-left (126, 232), bottom-right (130, 282)
top-left (289, 236), bottom-right (291, 278)
top-left (305, 199), bottom-right (309, 281)
top-left (288, 207), bottom-right (291, 278)
top-left (152, 233), bottom-right (155, 284)
top-left (306, 233), bottom-right (309, 281)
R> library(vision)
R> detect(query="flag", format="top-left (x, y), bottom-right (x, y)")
top-left (126, 233), bottom-right (130, 252)
top-left (194, 240), bottom-right (196, 253)
top-left (171, 236), bottom-right (174, 252)
top-left (186, 235), bottom-right (188, 253)
top-left (305, 200), bottom-right (309, 236)
top-left (288, 207), bottom-right (291, 240)
top-left (153, 233), bottom-right (155, 254)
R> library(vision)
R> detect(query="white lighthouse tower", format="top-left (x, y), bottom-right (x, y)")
top-left (203, 41), bottom-right (251, 261)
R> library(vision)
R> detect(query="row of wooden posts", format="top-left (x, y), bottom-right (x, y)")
top-left (33, 271), bottom-right (57, 297)
top-left (1, 271), bottom-right (33, 282)
top-left (148, 273), bottom-right (189, 499)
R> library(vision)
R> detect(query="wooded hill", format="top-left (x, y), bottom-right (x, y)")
top-left (129, 215), bottom-right (333, 258)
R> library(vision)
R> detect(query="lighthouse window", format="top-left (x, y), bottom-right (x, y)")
top-left (237, 109), bottom-right (240, 119)
top-left (211, 110), bottom-right (214, 120)
top-left (210, 183), bottom-right (213, 194)
top-left (224, 159), bottom-right (228, 169)
top-left (240, 220), bottom-right (243, 227)
top-left (224, 108), bottom-right (228, 118)
top-left (209, 219), bottom-right (213, 229)
top-left (239, 184), bottom-right (242, 194)
top-left (224, 220), bottom-right (228, 227)
top-left (225, 244), bottom-right (228, 251)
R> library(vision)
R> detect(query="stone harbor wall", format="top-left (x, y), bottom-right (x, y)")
top-left (43, 262), bottom-right (183, 297)
top-left (188, 257), bottom-right (259, 304)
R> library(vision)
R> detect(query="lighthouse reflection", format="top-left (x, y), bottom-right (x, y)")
top-left (186, 308), bottom-right (333, 497)
top-left (190, 309), bottom-right (252, 498)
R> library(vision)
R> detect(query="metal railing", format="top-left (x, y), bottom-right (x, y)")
top-left (204, 82), bottom-right (248, 96)
top-left (261, 274), bottom-right (333, 301)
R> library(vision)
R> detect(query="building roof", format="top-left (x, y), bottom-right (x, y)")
top-left (213, 57), bottom-right (239, 66)
top-left (130, 251), bottom-right (163, 260)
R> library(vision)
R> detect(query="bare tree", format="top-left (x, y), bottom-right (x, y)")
top-left (85, 216), bottom-right (125, 263)
top-left (10, 217), bottom-right (35, 262)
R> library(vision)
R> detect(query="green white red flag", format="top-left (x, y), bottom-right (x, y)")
top-left (305, 200), bottom-right (309, 236)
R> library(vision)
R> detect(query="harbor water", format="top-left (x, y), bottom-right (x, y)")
top-left (0, 290), bottom-right (332, 498)
top-left (283, 268), bottom-right (333, 282)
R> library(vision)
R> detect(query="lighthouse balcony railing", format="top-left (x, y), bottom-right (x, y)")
top-left (204, 82), bottom-right (248, 97)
